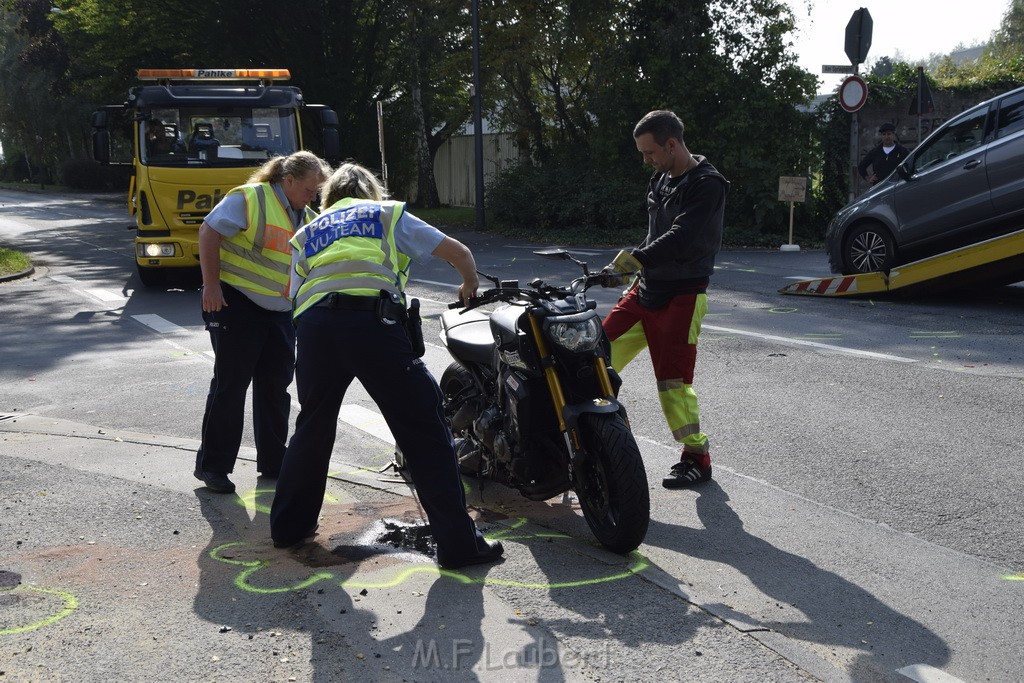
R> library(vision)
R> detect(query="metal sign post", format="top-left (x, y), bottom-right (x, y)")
top-left (842, 8), bottom-right (872, 201)
top-left (778, 176), bottom-right (807, 252)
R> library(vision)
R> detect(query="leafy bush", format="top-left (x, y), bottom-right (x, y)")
top-left (59, 159), bottom-right (131, 191)
top-left (61, 159), bottom-right (111, 190)
top-left (486, 149), bottom-right (648, 246)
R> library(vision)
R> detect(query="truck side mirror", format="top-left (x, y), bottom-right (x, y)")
top-left (91, 110), bottom-right (110, 164)
top-left (321, 108), bottom-right (340, 165)
top-left (92, 130), bottom-right (110, 164)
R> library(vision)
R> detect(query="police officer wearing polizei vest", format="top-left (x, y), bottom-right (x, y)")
top-left (194, 151), bottom-right (331, 494)
top-left (269, 162), bottom-right (504, 570)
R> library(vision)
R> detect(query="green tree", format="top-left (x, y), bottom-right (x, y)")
top-left (0, 0), bottom-right (92, 182)
top-left (487, 0), bottom-right (819, 237)
top-left (993, 0), bottom-right (1024, 57)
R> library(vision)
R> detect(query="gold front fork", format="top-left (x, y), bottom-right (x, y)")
top-left (526, 314), bottom-right (570, 436)
top-left (526, 313), bottom-right (618, 448)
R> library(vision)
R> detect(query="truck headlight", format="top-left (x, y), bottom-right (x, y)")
top-left (138, 243), bottom-right (176, 258)
top-left (546, 315), bottom-right (602, 352)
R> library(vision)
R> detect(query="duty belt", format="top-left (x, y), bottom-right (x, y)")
top-left (314, 293), bottom-right (378, 311)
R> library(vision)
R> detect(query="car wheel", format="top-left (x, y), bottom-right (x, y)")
top-left (844, 223), bottom-right (895, 274)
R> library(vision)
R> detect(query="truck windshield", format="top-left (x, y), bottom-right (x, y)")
top-left (141, 107), bottom-right (299, 166)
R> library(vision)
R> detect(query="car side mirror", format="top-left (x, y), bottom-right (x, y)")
top-left (896, 162), bottom-right (911, 180)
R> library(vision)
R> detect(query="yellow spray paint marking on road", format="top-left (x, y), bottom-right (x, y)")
top-left (238, 488), bottom-right (342, 516)
top-left (0, 586), bottom-right (79, 635)
top-left (1004, 573), bottom-right (1024, 581)
top-left (211, 515), bottom-right (650, 593)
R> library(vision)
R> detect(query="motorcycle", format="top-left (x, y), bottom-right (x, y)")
top-left (437, 249), bottom-right (649, 554)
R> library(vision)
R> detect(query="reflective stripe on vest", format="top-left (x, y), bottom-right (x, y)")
top-left (220, 183), bottom-right (314, 298)
top-left (290, 199), bottom-right (409, 318)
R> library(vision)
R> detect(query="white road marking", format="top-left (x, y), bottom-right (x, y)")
top-left (410, 278), bottom-right (458, 288)
top-left (703, 324), bottom-right (918, 363)
top-left (784, 275), bottom-right (821, 280)
top-left (49, 275), bottom-right (76, 285)
top-left (85, 288), bottom-right (126, 302)
top-left (131, 314), bottom-right (188, 335)
top-left (895, 664), bottom-right (967, 683)
top-left (339, 404), bottom-right (395, 445)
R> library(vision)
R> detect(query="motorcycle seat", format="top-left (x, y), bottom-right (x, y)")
top-left (440, 309), bottom-right (495, 367)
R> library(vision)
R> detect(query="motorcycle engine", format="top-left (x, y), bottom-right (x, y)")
top-left (472, 405), bottom-right (501, 451)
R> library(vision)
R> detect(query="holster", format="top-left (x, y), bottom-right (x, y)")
top-left (405, 298), bottom-right (425, 358)
top-left (376, 290), bottom-right (407, 326)
top-left (376, 290), bottom-right (424, 357)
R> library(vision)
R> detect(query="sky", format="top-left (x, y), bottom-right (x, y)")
top-left (786, 0), bottom-right (1011, 94)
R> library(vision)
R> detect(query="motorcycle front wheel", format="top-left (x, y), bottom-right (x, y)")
top-left (574, 412), bottom-right (650, 554)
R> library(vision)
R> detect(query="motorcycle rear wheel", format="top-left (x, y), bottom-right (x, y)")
top-left (575, 412), bottom-right (650, 554)
top-left (439, 361), bottom-right (481, 476)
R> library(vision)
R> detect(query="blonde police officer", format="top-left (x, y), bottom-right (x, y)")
top-left (269, 162), bottom-right (504, 570)
top-left (194, 151), bottom-right (331, 494)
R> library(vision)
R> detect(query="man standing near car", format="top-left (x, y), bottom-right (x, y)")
top-left (601, 109), bottom-right (729, 489)
top-left (858, 122), bottom-right (910, 186)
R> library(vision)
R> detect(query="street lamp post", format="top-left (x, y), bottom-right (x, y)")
top-left (471, 0), bottom-right (485, 230)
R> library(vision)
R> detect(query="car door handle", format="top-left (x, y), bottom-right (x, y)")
top-left (963, 159), bottom-right (982, 170)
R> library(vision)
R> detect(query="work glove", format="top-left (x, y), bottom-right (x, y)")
top-left (599, 249), bottom-right (643, 287)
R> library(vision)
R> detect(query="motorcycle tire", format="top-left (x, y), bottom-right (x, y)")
top-left (439, 361), bottom-right (481, 477)
top-left (575, 412), bottom-right (650, 554)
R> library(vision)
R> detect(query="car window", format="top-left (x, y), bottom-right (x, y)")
top-left (912, 107), bottom-right (989, 173)
top-left (995, 90), bottom-right (1024, 139)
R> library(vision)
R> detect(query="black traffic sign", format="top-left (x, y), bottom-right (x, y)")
top-left (845, 8), bottom-right (873, 65)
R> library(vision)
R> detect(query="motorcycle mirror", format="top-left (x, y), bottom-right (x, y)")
top-left (534, 248), bottom-right (589, 274)
top-left (534, 248), bottom-right (570, 260)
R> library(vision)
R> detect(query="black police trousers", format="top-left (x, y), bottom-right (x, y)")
top-left (269, 304), bottom-right (486, 562)
top-left (195, 284), bottom-right (295, 476)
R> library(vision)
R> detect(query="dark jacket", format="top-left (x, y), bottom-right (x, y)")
top-left (631, 157), bottom-right (729, 306)
top-left (858, 143), bottom-right (910, 182)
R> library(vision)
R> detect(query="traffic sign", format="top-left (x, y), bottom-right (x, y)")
top-left (838, 75), bottom-right (868, 113)
top-left (822, 64), bottom-right (855, 74)
top-left (844, 8), bottom-right (873, 65)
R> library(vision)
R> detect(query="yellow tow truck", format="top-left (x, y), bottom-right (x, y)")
top-left (91, 68), bottom-right (339, 287)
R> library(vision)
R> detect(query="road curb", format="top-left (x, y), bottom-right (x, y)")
top-left (0, 266), bottom-right (35, 283)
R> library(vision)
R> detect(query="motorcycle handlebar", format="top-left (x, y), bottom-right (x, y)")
top-left (447, 269), bottom-right (631, 310)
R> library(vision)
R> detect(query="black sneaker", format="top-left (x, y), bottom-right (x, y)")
top-left (662, 458), bottom-right (711, 489)
top-left (194, 469), bottom-right (236, 493)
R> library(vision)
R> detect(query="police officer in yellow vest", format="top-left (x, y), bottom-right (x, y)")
top-left (270, 162), bottom-right (504, 570)
top-left (194, 151), bottom-right (331, 494)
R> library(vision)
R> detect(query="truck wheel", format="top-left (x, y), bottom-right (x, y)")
top-left (844, 223), bottom-right (895, 274)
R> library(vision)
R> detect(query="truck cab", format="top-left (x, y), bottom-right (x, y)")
top-left (92, 68), bottom-right (340, 287)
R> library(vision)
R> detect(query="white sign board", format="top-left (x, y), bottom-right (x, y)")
top-left (778, 176), bottom-right (807, 203)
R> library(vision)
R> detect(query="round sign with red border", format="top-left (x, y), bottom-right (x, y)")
top-left (838, 75), bottom-right (868, 113)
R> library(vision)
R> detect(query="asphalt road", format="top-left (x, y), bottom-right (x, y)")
top-left (1, 189), bottom-right (1022, 682)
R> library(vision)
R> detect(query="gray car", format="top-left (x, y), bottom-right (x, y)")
top-left (826, 85), bottom-right (1024, 274)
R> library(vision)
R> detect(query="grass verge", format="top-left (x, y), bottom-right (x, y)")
top-left (0, 247), bottom-right (32, 277)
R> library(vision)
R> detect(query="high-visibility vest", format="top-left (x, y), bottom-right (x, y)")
top-left (290, 198), bottom-right (411, 318)
top-left (219, 183), bottom-right (316, 299)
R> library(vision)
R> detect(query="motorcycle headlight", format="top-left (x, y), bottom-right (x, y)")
top-left (546, 314), bottom-right (602, 352)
